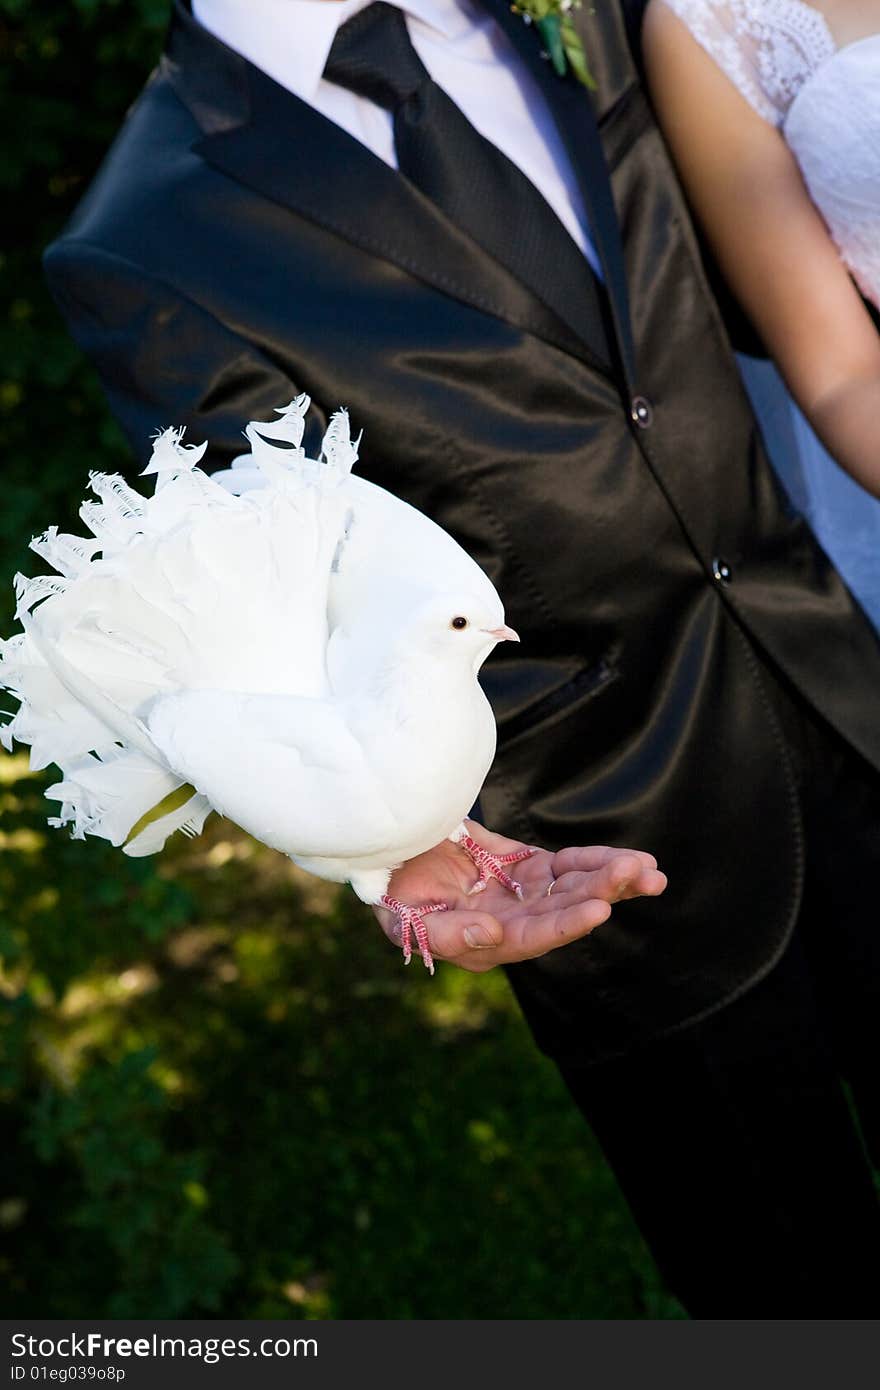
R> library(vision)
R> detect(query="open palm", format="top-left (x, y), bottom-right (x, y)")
top-left (375, 819), bottom-right (667, 974)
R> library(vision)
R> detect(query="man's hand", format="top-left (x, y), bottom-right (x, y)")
top-left (374, 819), bottom-right (667, 973)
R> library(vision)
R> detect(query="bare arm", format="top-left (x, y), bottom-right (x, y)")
top-left (642, 1), bottom-right (880, 496)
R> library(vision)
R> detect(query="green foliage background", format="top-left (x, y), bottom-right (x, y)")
top-left (0, 0), bottom-right (681, 1318)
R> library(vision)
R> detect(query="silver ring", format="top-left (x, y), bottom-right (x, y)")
top-left (545, 876), bottom-right (558, 898)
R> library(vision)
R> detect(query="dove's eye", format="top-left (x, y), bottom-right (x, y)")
top-left (450, 616), bottom-right (469, 631)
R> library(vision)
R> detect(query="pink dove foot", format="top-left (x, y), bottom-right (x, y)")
top-left (379, 896), bottom-right (448, 974)
top-left (452, 829), bottom-right (536, 899)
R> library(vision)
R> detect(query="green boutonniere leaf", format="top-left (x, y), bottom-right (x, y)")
top-left (537, 13), bottom-right (567, 77)
top-left (512, 0), bottom-right (597, 91)
top-left (560, 14), bottom-right (597, 90)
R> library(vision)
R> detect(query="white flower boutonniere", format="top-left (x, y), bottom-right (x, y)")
top-left (510, 0), bottom-right (597, 90)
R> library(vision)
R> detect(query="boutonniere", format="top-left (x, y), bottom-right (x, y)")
top-left (510, 0), bottom-right (596, 90)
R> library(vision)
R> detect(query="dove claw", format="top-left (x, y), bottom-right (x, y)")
top-left (454, 833), bottom-right (536, 898)
top-left (380, 896), bottom-right (447, 974)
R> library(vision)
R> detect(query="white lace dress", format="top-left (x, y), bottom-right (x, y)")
top-left (661, 0), bottom-right (880, 626)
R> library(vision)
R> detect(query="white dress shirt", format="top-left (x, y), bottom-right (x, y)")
top-left (192, 0), bottom-right (602, 277)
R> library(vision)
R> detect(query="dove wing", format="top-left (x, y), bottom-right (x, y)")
top-left (146, 689), bottom-right (401, 860)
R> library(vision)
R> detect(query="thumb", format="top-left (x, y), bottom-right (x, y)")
top-left (425, 907), bottom-right (504, 959)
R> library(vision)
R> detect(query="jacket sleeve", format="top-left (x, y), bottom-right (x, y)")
top-left (42, 239), bottom-right (321, 471)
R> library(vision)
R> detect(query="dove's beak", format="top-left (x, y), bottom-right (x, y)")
top-left (484, 625), bottom-right (520, 643)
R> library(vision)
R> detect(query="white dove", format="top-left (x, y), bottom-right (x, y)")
top-left (0, 398), bottom-right (533, 971)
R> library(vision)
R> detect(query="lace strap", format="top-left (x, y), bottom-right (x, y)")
top-left (660, 0), bottom-right (836, 127)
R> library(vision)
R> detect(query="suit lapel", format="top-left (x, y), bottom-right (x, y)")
top-left (476, 0), bottom-right (638, 392)
top-left (164, 0), bottom-right (615, 377)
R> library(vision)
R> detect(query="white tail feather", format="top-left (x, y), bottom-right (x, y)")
top-left (29, 526), bottom-right (102, 579)
top-left (141, 426), bottom-right (209, 481)
top-left (246, 394), bottom-right (311, 450)
top-left (45, 747), bottom-right (187, 847)
top-left (321, 408), bottom-right (361, 476)
top-left (87, 471), bottom-right (146, 519)
top-left (22, 615), bottom-right (161, 763)
top-left (78, 497), bottom-right (138, 547)
top-left (122, 790), bottom-right (212, 857)
top-left (1, 400), bottom-right (367, 858)
top-left (14, 572), bottom-right (71, 619)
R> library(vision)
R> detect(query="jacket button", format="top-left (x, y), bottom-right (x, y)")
top-left (712, 557), bottom-right (733, 584)
top-left (630, 395), bottom-right (654, 429)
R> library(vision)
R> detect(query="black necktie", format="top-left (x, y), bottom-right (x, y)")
top-left (323, 1), bottom-right (608, 354)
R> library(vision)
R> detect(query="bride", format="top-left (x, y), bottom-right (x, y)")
top-left (642, 0), bottom-right (880, 627)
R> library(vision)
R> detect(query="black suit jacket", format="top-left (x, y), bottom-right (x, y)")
top-left (44, 0), bottom-right (880, 1062)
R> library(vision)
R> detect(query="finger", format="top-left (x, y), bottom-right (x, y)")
top-left (550, 845), bottom-right (659, 877)
top-left (546, 863), bottom-right (667, 906)
top-left (416, 906), bottom-right (505, 961)
top-left (547, 854), bottom-right (647, 904)
top-left (451, 895), bottom-right (613, 965)
top-left (444, 893), bottom-right (618, 971)
top-left (510, 897), bottom-right (614, 958)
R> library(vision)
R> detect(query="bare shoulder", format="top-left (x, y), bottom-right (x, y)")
top-left (642, 0), bottom-right (688, 65)
top-left (641, 0), bottom-right (781, 164)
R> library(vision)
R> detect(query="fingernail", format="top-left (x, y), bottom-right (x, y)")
top-left (464, 925), bottom-right (496, 949)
